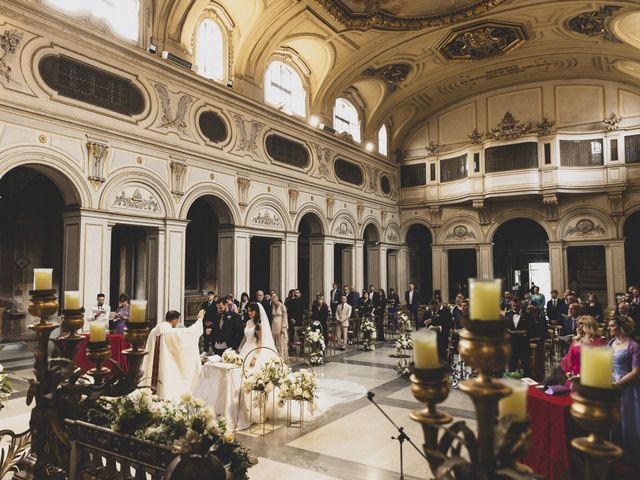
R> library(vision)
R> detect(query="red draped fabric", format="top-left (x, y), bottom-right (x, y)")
top-left (73, 334), bottom-right (129, 373)
top-left (523, 386), bottom-right (573, 479)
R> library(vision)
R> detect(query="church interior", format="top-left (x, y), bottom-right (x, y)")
top-left (1, 0), bottom-right (640, 479)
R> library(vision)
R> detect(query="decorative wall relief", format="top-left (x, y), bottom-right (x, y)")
top-left (386, 227), bottom-right (399, 243)
top-left (603, 113), bottom-right (622, 132)
top-left (426, 140), bottom-right (441, 156)
top-left (154, 84), bottom-right (193, 135)
top-left (357, 203), bottom-right (364, 225)
top-left (113, 188), bottom-right (161, 213)
top-left (439, 22), bottom-right (527, 61)
top-left (608, 193), bottom-right (624, 217)
top-left (445, 225), bottom-right (476, 241)
top-left (363, 63), bottom-right (411, 92)
top-left (543, 194), bottom-right (559, 222)
top-left (170, 160), bottom-right (187, 201)
top-left (565, 219), bottom-right (606, 237)
top-left (334, 220), bottom-right (354, 237)
top-left (232, 114), bottom-right (264, 155)
top-left (429, 206), bottom-right (442, 228)
top-left (365, 166), bottom-right (380, 194)
top-left (486, 111), bottom-right (530, 141)
top-left (326, 196), bottom-right (335, 220)
top-left (236, 176), bottom-right (250, 207)
top-left (472, 200), bottom-right (490, 225)
top-left (568, 6), bottom-right (621, 43)
top-left (311, 143), bottom-right (334, 181)
top-left (468, 128), bottom-right (484, 144)
top-left (0, 28), bottom-right (23, 81)
top-left (288, 188), bottom-right (299, 215)
top-left (536, 118), bottom-right (555, 136)
top-left (251, 208), bottom-right (283, 229)
top-left (86, 141), bottom-right (109, 190)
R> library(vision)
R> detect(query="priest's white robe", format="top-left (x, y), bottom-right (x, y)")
top-left (140, 319), bottom-right (203, 401)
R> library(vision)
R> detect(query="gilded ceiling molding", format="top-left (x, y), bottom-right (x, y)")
top-left (439, 22), bottom-right (527, 61)
top-left (568, 5), bottom-right (622, 43)
top-left (313, 0), bottom-right (508, 31)
top-left (363, 63), bottom-right (411, 92)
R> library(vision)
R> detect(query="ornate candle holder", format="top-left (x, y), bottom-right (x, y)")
top-left (122, 321), bottom-right (150, 382)
top-left (570, 380), bottom-right (623, 480)
top-left (86, 340), bottom-right (111, 385)
top-left (60, 307), bottom-right (85, 360)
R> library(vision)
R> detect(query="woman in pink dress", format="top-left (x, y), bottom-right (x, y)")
top-left (561, 315), bottom-right (607, 381)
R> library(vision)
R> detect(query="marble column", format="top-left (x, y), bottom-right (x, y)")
top-left (547, 241), bottom-right (565, 293)
top-left (378, 244), bottom-right (388, 291)
top-left (387, 249), bottom-right (398, 292)
top-left (342, 245), bottom-right (354, 287)
top-left (163, 219), bottom-right (188, 314)
top-left (309, 235), bottom-right (325, 299)
top-left (397, 246), bottom-right (409, 294)
top-left (218, 227), bottom-right (251, 298)
top-left (432, 245), bottom-right (448, 302)
top-left (367, 245), bottom-right (381, 288)
top-left (354, 240), bottom-right (364, 290)
top-left (284, 232), bottom-right (298, 294)
top-left (145, 229), bottom-right (160, 321)
top-left (270, 237), bottom-right (287, 297)
top-left (605, 240), bottom-right (626, 306)
top-left (477, 243), bottom-right (493, 280)
top-left (322, 238), bottom-right (335, 297)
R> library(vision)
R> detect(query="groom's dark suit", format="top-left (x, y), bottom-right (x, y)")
top-left (212, 310), bottom-right (244, 355)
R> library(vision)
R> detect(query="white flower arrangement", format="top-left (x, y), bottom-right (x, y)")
top-left (395, 360), bottom-right (410, 376)
top-left (395, 334), bottom-right (413, 351)
top-left (222, 348), bottom-right (243, 367)
top-left (306, 326), bottom-right (325, 365)
top-left (0, 364), bottom-right (13, 412)
top-left (278, 368), bottom-right (319, 414)
top-left (243, 359), bottom-right (289, 393)
top-left (395, 313), bottom-right (413, 376)
top-left (360, 316), bottom-right (377, 351)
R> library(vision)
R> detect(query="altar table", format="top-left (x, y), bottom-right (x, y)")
top-left (193, 362), bottom-right (250, 431)
top-left (523, 386), bottom-right (575, 479)
top-left (72, 334), bottom-right (129, 373)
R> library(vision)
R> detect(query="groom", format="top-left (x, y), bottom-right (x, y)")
top-left (213, 299), bottom-right (244, 355)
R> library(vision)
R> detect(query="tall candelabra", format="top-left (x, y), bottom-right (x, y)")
top-left (15, 289), bottom-right (150, 479)
top-left (410, 297), bottom-right (623, 479)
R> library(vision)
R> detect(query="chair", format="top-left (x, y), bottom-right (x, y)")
top-left (326, 320), bottom-right (337, 356)
top-left (347, 317), bottom-right (360, 347)
top-left (289, 326), bottom-right (305, 360)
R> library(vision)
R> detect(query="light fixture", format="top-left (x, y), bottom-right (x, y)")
top-left (318, 122), bottom-right (326, 130)
top-left (226, 80), bottom-right (233, 88)
top-left (161, 51), bottom-right (192, 69)
top-left (148, 41), bottom-right (157, 54)
top-left (365, 141), bottom-right (375, 152)
top-left (309, 115), bottom-right (320, 128)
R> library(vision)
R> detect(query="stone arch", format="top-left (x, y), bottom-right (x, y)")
top-left (557, 206), bottom-right (616, 241)
top-left (400, 219), bottom-right (436, 244)
top-left (437, 215), bottom-right (482, 245)
top-left (360, 217), bottom-right (382, 240)
top-left (245, 194), bottom-right (292, 231)
top-left (179, 183), bottom-right (240, 225)
top-left (99, 168), bottom-right (175, 218)
top-left (487, 209), bottom-right (553, 243)
top-left (331, 212), bottom-right (357, 239)
top-left (294, 205), bottom-right (327, 234)
top-left (0, 146), bottom-right (91, 208)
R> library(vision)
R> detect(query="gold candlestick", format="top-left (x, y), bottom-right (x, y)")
top-left (86, 340), bottom-right (111, 385)
top-left (122, 320), bottom-right (150, 382)
top-left (60, 307), bottom-right (85, 361)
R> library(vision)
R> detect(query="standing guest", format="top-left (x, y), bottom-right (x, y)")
top-left (500, 291), bottom-right (513, 311)
top-left (329, 282), bottom-right (341, 316)
top-left (368, 284), bottom-right (375, 297)
top-left (238, 292), bottom-right (250, 319)
top-left (358, 290), bottom-right (373, 318)
top-left (422, 299), bottom-right (453, 362)
top-left (387, 288), bottom-right (400, 328)
top-left (561, 315), bottom-right (606, 380)
top-left (255, 290), bottom-right (273, 325)
top-left (530, 286), bottom-right (545, 309)
top-left (311, 294), bottom-right (330, 342)
top-left (608, 316), bottom-right (640, 470)
top-left (286, 289), bottom-right (305, 335)
top-left (347, 286), bottom-right (360, 312)
top-left (212, 299), bottom-right (243, 355)
top-left (628, 287), bottom-right (640, 326)
top-left (405, 282), bottom-right (421, 330)
top-left (200, 291), bottom-right (217, 353)
top-left (335, 295), bottom-right (351, 351)
top-left (113, 293), bottom-right (130, 334)
top-left (505, 297), bottom-right (533, 377)
top-left (560, 302), bottom-right (581, 355)
top-left (373, 288), bottom-right (387, 341)
top-left (522, 292), bottom-right (532, 310)
top-left (527, 304), bottom-right (548, 382)
top-left (271, 294), bottom-right (289, 362)
top-left (451, 293), bottom-right (465, 320)
top-left (584, 293), bottom-right (603, 322)
top-left (546, 289), bottom-right (565, 324)
top-left (85, 293), bottom-right (110, 333)
top-left (225, 294), bottom-right (238, 313)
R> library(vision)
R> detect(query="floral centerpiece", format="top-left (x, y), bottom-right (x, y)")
top-left (306, 327), bottom-right (325, 365)
top-left (0, 364), bottom-right (13, 412)
top-left (243, 359), bottom-right (288, 393)
top-left (395, 314), bottom-right (413, 376)
top-left (222, 348), bottom-right (243, 367)
top-left (278, 368), bottom-right (319, 415)
top-left (360, 315), bottom-right (377, 351)
top-left (87, 389), bottom-right (253, 479)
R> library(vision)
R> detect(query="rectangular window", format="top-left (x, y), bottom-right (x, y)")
top-left (485, 142), bottom-right (538, 173)
top-left (473, 153), bottom-right (480, 172)
top-left (401, 164), bottom-right (426, 188)
top-left (559, 139), bottom-right (604, 166)
top-left (544, 143), bottom-right (551, 164)
top-left (610, 139), bottom-right (618, 161)
top-left (625, 134), bottom-right (640, 164)
top-left (440, 154), bottom-right (468, 183)
top-left (430, 163), bottom-right (436, 181)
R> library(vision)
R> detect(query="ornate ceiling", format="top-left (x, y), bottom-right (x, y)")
top-left (152, 0), bottom-right (640, 154)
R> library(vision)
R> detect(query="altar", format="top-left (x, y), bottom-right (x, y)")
top-left (193, 362), bottom-right (251, 431)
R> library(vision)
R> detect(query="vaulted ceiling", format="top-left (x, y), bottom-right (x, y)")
top-left (152, 0), bottom-right (640, 150)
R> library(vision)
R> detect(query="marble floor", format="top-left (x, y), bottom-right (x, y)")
top-left (1, 342), bottom-right (478, 479)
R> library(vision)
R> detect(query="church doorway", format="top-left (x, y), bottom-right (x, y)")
top-left (363, 224), bottom-right (380, 289)
top-left (493, 218), bottom-right (549, 298)
top-left (448, 249), bottom-right (477, 301)
top-left (0, 166), bottom-right (69, 339)
top-left (333, 243), bottom-right (352, 288)
top-left (567, 246), bottom-right (607, 303)
top-left (624, 210), bottom-right (640, 290)
top-left (249, 236), bottom-right (280, 297)
top-left (406, 224), bottom-right (432, 300)
top-left (297, 213), bottom-right (324, 307)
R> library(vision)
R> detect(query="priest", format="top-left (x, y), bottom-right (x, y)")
top-left (140, 310), bottom-right (203, 401)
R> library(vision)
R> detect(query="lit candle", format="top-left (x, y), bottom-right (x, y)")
top-left (469, 278), bottom-right (501, 321)
top-left (414, 330), bottom-right (440, 369)
top-left (580, 345), bottom-right (613, 388)
top-left (499, 378), bottom-right (528, 422)
top-left (33, 268), bottom-right (53, 290)
top-left (89, 322), bottom-right (106, 343)
top-left (129, 300), bottom-right (147, 323)
top-left (64, 291), bottom-right (81, 310)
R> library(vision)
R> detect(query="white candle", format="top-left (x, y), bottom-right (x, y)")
top-left (33, 268), bottom-right (53, 290)
top-left (89, 322), bottom-right (106, 343)
top-left (129, 300), bottom-right (147, 323)
top-left (469, 278), bottom-right (501, 321)
top-left (64, 291), bottom-right (81, 310)
top-left (581, 346), bottom-right (613, 388)
top-left (414, 331), bottom-right (440, 369)
top-left (499, 378), bottom-right (528, 422)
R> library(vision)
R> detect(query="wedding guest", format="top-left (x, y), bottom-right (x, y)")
top-left (451, 293), bottom-right (465, 320)
top-left (546, 289), bottom-right (565, 324)
top-left (422, 299), bottom-right (452, 362)
top-left (225, 294), bottom-right (238, 314)
top-left (113, 293), bottom-right (130, 334)
top-left (347, 286), bottom-right (360, 312)
top-left (255, 290), bottom-right (273, 325)
top-left (311, 294), bottom-right (330, 341)
top-left (271, 294), bottom-right (289, 362)
top-left (530, 286), bottom-right (545, 309)
top-left (560, 302), bottom-right (581, 355)
top-left (561, 315), bottom-right (606, 381)
top-left (329, 282), bottom-right (341, 316)
top-left (358, 290), bottom-right (373, 317)
top-left (584, 293), bottom-right (603, 322)
top-left (373, 288), bottom-right (387, 341)
top-left (405, 283), bottom-right (421, 330)
top-left (335, 295), bottom-right (351, 351)
top-left (608, 315), bottom-right (640, 470)
top-left (500, 291), bottom-right (513, 311)
top-left (505, 297), bottom-right (533, 377)
top-left (200, 291), bottom-right (217, 353)
top-left (238, 292), bottom-right (250, 319)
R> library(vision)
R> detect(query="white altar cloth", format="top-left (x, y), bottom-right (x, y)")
top-left (193, 362), bottom-right (251, 431)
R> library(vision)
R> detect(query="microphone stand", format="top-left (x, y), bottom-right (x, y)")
top-left (366, 391), bottom-right (429, 479)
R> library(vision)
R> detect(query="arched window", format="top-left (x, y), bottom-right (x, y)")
top-left (333, 98), bottom-right (361, 143)
top-left (378, 124), bottom-right (388, 156)
top-left (195, 19), bottom-right (225, 81)
top-left (46, 0), bottom-right (140, 41)
top-left (265, 61), bottom-right (306, 117)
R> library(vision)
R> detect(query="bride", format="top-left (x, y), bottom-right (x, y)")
top-left (238, 302), bottom-right (280, 369)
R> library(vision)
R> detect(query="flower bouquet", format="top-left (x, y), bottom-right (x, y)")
top-left (222, 348), bottom-right (243, 367)
top-left (242, 358), bottom-right (289, 434)
top-left (360, 316), bottom-right (377, 351)
top-left (394, 314), bottom-right (413, 376)
top-left (0, 364), bottom-right (13, 412)
top-left (279, 368), bottom-right (319, 424)
top-left (306, 327), bottom-right (325, 365)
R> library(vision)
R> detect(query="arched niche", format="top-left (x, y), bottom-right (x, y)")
top-left (298, 211), bottom-right (326, 305)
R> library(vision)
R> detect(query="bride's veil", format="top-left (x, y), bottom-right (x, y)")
top-left (251, 302), bottom-right (280, 365)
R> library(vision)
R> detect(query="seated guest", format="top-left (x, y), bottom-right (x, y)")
top-left (311, 294), bottom-right (330, 341)
top-left (546, 289), bottom-right (565, 324)
top-left (561, 315), bottom-right (606, 381)
top-left (500, 291), bottom-right (513, 313)
top-left (584, 293), bottom-right (603, 322)
top-left (560, 302), bottom-right (581, 355)
top-left (607, 315), bottom-right (640, 471)
top-left (506, 298), bottom-right (533, 377)
top-left (84, 292), bottom-right (110, 333)
top-left (422, 299), bottom-right (452, 362)
top-left (112, 293), bottom-right (130, 334)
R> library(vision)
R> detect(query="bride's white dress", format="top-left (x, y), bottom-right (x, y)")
top-left (238, 319), bottom-right (279, 370)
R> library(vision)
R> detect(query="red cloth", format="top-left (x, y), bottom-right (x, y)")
top-left (73, 334), bottom-right (129, 373)
top-left (523, 386), bottom-right (573, 479)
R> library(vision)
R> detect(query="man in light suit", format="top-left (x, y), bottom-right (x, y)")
top-left (335, 295), bottom-right (352, 351)
top-left (405, 283), bottom-right (421, 330)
